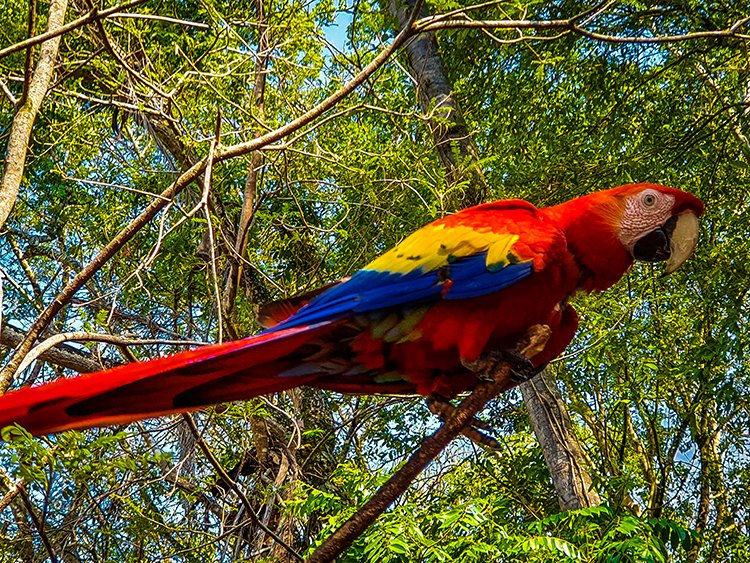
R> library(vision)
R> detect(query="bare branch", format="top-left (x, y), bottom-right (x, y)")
top-left (0, 79), bottom-right (18, 104)
top-left (0, 325), bottom-right (119, 373)
top-left (109, 12), bottom-right (210, 29)
top-left (18, 486), bottom-right (59, 562)
top-left (223, 0), bottom-right (271, 333)
top-left (415, 12), bottom-right (750, 44)
top-left (570, 16), bottom-right (750, 44)
top-left (13, 331), bottom-right (206, 377)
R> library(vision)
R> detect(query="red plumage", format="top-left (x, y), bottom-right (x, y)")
top-left (0, 183), bottom-right (704, 436)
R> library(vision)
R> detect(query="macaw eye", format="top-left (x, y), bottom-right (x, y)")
top-left (642, 192), bottom-right (658, 207)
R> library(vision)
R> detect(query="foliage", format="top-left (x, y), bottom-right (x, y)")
top-left (0, 0), bottom-right (748, 560)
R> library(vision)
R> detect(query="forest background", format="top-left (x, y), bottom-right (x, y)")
top-left (0, 0), bottom-right (748, 561)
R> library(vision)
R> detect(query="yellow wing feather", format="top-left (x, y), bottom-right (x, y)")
top-left (366, 224), bottom-right (521, 274)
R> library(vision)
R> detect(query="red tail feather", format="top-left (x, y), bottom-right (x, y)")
top-left (0, 324), bottom-right (333, 436)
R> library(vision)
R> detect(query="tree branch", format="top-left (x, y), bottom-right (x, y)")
top-left (306, 325), bottom-right (549, 562)
top-left (0, 324), bottom-right (119, 373)
top-left (12, 331), bottom-right (206, 377)
top-left (414, 13), bottom-right (750, 44)
top-left (0, 0), bottom-right (424, 390)
top-left (0, 0), bottom-right (149, 61)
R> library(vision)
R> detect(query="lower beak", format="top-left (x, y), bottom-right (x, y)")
top-left (632, 212), bottom-right (700, 274)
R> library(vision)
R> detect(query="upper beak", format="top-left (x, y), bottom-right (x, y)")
top-left (664, 212), bottom-right (700, 274)
top-left (632, 212), bottom-right (700, 274)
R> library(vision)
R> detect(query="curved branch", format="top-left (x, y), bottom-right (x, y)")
top-left (415, 13), bottom-right (750, 44)
top-left (0, 325), bottom-right (119, 374)
top-left (13, 331), bottom-right (206, 377)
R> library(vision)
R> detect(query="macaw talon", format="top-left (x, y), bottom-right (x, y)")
top-left (463, 349), bottom-right (542, 384)
top-left (426, 396), bottom-right (501, 450)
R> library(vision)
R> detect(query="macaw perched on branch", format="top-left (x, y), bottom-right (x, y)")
top-left (0, 183), bottom-right (703, 436)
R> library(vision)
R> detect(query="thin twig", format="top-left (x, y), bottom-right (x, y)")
top-left (18, 486), bottom-right (59, 563)
top-left (570, 16), bottom-right (750, 43)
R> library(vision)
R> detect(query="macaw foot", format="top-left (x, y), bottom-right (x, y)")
top-left (463, 324), bottom-right (552, 384)
top-left (465, 350), bottom-right (545, 384)
top-left (426, 396), bottom-right (501, 450)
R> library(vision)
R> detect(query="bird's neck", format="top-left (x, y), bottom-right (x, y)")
top-left (541, 195), bottom-right (633, 292)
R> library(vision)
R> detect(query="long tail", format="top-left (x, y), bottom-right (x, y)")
top-left (0, 323), bottom-right (333, 436)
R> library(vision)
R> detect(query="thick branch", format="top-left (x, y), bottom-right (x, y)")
top-left (306, 326), bottom-right (549, 562)
top-left (389, 0), bottom-right (488, 209)
top-left (520, 369), bottom-right (601, 510)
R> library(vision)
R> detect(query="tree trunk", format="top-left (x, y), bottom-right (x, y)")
top-left (387, 0), bottom-right (600, 511)
top-left (0, 0), bottom-right (69, 231)
top-left (520, 369), bottom-right (601, 509)
top-left (388, 0), bottom-right (486, 211)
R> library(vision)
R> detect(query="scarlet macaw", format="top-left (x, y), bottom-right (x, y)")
top-left (0, 183), bottom-right (703, 436)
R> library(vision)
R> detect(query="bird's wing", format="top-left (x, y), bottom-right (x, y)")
top-left (273, 199), bottom-right (563, 329)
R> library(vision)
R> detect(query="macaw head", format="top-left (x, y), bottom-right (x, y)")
top-left (609, 183), bottom-right (705, 274)
top-left (543, 183), bottom-right (705, 291)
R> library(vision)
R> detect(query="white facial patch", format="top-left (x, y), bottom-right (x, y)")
top-left (619, 190), bottom-right (675, 250)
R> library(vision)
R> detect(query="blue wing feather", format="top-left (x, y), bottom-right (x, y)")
top-left (270, 254), bottom-right (533, 331)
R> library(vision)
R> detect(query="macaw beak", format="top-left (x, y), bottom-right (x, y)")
top-left (632, 212), bottom-right (700, 274)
